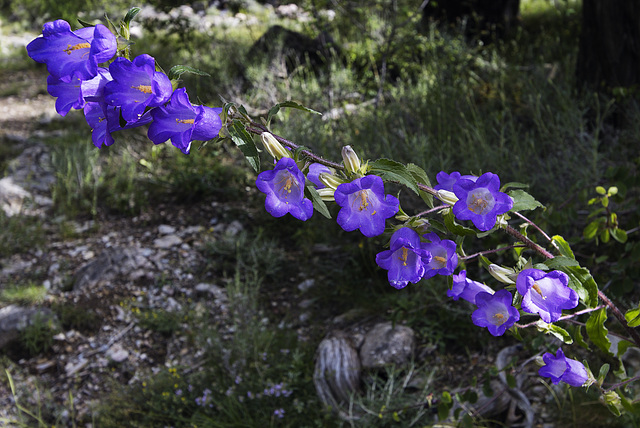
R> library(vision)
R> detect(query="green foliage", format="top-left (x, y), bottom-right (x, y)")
top-left (0, 283), bottom-right (47, 305)
top-left (0, 212), bottom-right (44, 257)
top-left (21, 313), bottom-right (58, 357)
top-left (137, 308), bottom-right (181, 336)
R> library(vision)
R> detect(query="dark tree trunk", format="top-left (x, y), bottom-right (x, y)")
top-left (576, 0), bottom-right (640, 91)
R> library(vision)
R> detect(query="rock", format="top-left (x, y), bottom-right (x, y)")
top-left (297, 279), bottom-right (315, 292)
top-left (106, 344), bottom-right (129, 363)
top-left (73, 247), bottom-right (154, 291)
top-left (153, 234), bottom-right (182, 248)
top-left (158, 225), bottom-right (176, 235)
top-left (314, 331), bottom-right (361, 409)
top-left (0, 177), bottom-right (31, 216)
top-left (194, 283), bottom-right (227, 301)
top-left (0, 305), bottom-right (56, 349)
top-left (359, 322), bottom-right (415, 369)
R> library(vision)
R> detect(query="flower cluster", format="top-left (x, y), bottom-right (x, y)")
top-left (27, 20), bottom-right (222, 152)
top-left (538, 348), bottom-right (588, 387)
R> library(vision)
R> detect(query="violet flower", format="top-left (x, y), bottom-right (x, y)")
top-left (422, 232), bottom-right (458, 279)
top-left (375, 227), bottom-right (433, 289)
top-left (539, 348), bottom-right (588, 387)
top-left (148, 88), bottom-right (222, 154)
top-left (434, 171), bottom-right (477, 192)
top-left (256, 157), bottom-right (313, 221)
top-left (452, 172), bottom-right (513, 231)
top-left (307, 163), bottom-right (332, 189)
top-left (334, 175), bottom-right (399, 237)
top-left (104, 54), bottom-right (173, 123)
top-left (46, 67), bottom-right (111, 116)
top-left (516, 268), bottom-right (579, 323)
top-left (471, 289), bottom-right (520, 337)
top-left (448, 270), bottom-right (494, 304)
top-left (27, 20), bottom-right (116, 82)
top-left (84, 102), bottom-right (152, 148)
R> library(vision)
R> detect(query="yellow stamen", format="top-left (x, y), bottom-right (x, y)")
top-left (63, 42), bottom-right (90, 55)
top-left (532, 282), bottom-right (547, 299)
top-left (434, 255), bottom-right (446, 267)
top-left (493, 313), bottom-right (506, 325)
top-left (276, 172), bottom-right (296, 198)
top-left (357, 190), bottom-right (369, 211)
top-left (469, 196), bottom-right (488, 214)
top-left (176, 118), bottom-right (195, 124)
top-left (132, 85), bottom-right (153, 94)
top-left (398, 247), bottom-right (409, 266)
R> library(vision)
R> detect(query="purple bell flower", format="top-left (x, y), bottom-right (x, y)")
top-left (422, 233), bottom-right (458, 279)
top-left (84, 101), bottom-right (152, 148)
top-left (452, 172), bottom-right (513, 231)
top-left (516, 268), bottom-right (579, 323)
top-left (148, 88), bottom-right (223, 154)
top-left (448, 270), bottom-right (494, 303)
top-left (471, 289), bottom-right (520, 337)
top-left (104, 54), bottom-right (173, 123)
top-left (539, 348), bottom-right (588, 387)
top-left (434, 171), bottom-right (478, 192)
top-left (334, 175), bottom-right (399, 237)
top-left (375, 227), bottom-right (433, 289)
top-left (27, 20), bottom-right (116, 82)
top-left (46, 67), bottom-right (111, 116)
top-left (256, 157), bottom-right (313, 221)
top-left (307, 163), bottom-right (333, 189)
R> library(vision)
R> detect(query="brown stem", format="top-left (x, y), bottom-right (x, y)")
top-left (598, 290), bottom-right (640, 348)
top-left (503, 224), bottom-right (555, 259)
top-left (515, 305), bottom-right (605, 329)
top-left (461, 245), bottom-right (528, 261)
top-left (604, 373), bottom-right (640, 393)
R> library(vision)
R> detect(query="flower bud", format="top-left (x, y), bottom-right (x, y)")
top-left (341, 145), bottom-right (361, 174)
top-left (261, 132), bottom-right (291, 160)
top-left (487, 264), bottom-right (516, 284)
top-left (318, 172), bottom-right (344, 190)
top-left (317, 188), bottom-right (335, 202)
top-left (437, 189), bottom-right (459, 206)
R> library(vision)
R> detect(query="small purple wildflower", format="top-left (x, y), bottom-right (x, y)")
top-left (516, 268), bottom-right (579, 323)
top-left (175, 389), bottom-right (182, 396)
top-left (422, 233), bottom-right (458, 279)
top-left (148, 87), bottom-right (222, 154)
top-left (247, 391), bottom-right (254, 399)
top-left (539, 348), bottom-right (588, 387)
top-left (274, 408), bottom-right (285, 419)
top-left (448, 270), bottom-right (494, 304)
top-left (471, 290), bottom-right (520, 337)
top-left (104, 54), bottom-right (172, 123)
top-left (27, 20), bottom-right (116, 82)
top-left (375, 227), bottom-right (433, 289)
top-left (452, 172), bottom-right (513, 231)
top-left (256, 157), bottom-right (314, 221)
top-left (334, 175), bottom-right (399, 237)
top-left (434, 171), bottom-right (477, 192)
top-left (307, 163), bottom-right (332, 189)
top-left (235, 375), bottom-right (242, 385)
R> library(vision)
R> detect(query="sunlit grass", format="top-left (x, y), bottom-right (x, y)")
top-left (0, 283), bottom-right (47, 305)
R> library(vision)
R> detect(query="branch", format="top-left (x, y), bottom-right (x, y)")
top-left (515, 305), bottom-right (605, 329)
top-left (460, 245), bottom-right (528, 261)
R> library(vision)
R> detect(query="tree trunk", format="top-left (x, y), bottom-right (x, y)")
top-left (576, 0), bottom-right (640, 91)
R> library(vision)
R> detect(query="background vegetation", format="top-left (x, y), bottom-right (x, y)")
top-left (1, 0), bottom-right (639, 426)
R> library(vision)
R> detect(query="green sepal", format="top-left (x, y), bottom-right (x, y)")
top-left (227, 121), bottom-right (260, 172)
top-left (168, 65), bottom-right (211, 81)
top-left (123, 7), bottom-right (141, 26)
top-left (77, 18), bottom-right (95, 28)
top-left (444, 210), bottom-right (476, 237)
top-left (508, 189), bottom-right (545, 212)
top-left (603, 391), bottom-right (623, 417)
top-left (535, 320), bottom-right (573, 344)
top-left (552, 235), bottom-right (575, 259)
top-left (597, 363), bottom-right (610, 386)
top-left (306, 185), bottom-right (331, 219)
top-left (369, 158), bottom-right (420, 195)
top-left (586, 307), bottom-right (612, 355)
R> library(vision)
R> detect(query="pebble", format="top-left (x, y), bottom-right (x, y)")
top-left (153, 234), bottom-right (182, 248)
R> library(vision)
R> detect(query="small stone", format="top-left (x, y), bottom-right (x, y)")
top-left (158, 225), bottom-right (176, 235)
top-left (106, 344), bottom-right (129, 363)
top-left (153, 234), bottom-right (182, 248)
top-left (297, 279), bottom-right (315, 292)
top-left (359, 322), bottom-right (415, 369)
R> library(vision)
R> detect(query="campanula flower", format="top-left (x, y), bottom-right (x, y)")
top-left (434, 171), bottom-right (477, 192)
top-left (538, 348), bottom-right (588, 387)
top-left (375, 227), bottom-right (433, 289)
top-left (46, 67), bottom-right (111, 116)
top-left (448, 270), bottom-right (494, 303)
top-left (256, 157), bottom-right (313, 221)
top-left (148, 88), bottom-right (222, 154)
top-left (307, 163), bottom-right (333, 189)
top-left (84, 102), bottom-right (152, 148)
top-left (422, 232), bottom-right (458, 279)
top-left (27, 20), bottom-right (116, 82)
top-left (341, 145), bottom-right (362, 175)
top-left (104, 54), bottom-right (173, 123)
top-left (452, 172), bottom-right (513, 231)
top-left (516, 268), bottom-right (579, 323)
top-left (471, 289), bottom-right (520, 336)
top-left (334, 175), bottom-right (399, 237)
top-left (260, 132), bottom-right (291, 160)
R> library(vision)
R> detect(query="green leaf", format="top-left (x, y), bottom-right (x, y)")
top-left (624, 307), bottom-right (640, 328)
top-left (597, 363), bottom-right (610, 385)
top-left (123, 7), bottom-right (141, 25)
top-left (168, 65), bottom-right (211, 81)
top-left (535, 321), bottom-right (573, 344)
top-left (596, 186), bottom-right (606, 195)
top-left (227, 121), bottom-right (259, 172)
top-left (508, 189), bottom-right (545, 212)
top-left (369, 159), bottom-right (419, 195)
top-left (544, 256), bottom-right (580, 269)
top-left (77, 18), bottom-right (94, 28)
top-left (571, 325), bottom-right (590, 350)
top-left (611, 228), bottom-right (628, 244)
top-left (552, 235), bottom-right (575, 259)
top-left (583, 221), bottom-right (600, 240)
top-left (405, 163), bottom-right (434, 208)
top-left (500, 182), bottom-right (529, 192)
top-left (306, 186), bottom-right (331, 219)
top-left (267, 101), bottom-right (321, 124)
top-left (559, 265), bottom-right (599, 308)
top-left (586, 308), bottom-right (612, 355)
top-left (444, 211), bottom-right (476, 237)
top-left (617, 340), bottom-right (633, 359)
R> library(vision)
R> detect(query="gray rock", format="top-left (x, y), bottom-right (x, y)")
top-left (73, 247), bottom-right (154, 291)
top-left (0, 177), bottom-right (31, 216)
top-left (106, 344), bottom-right (129, 363)
top-left (0, 305), bottom-right (56, 349)
top-left (359, 322), bottom-right (415, 369)
top-left (153, 234), bottom-right (182, 248)
top-left (297, 279), bottom-right (315, 292)
top-left (158, 225), bottom-right (176, 235)
top-left (314, 331), bottom-right (361, 409)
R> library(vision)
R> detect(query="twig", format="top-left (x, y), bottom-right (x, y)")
top-left (460, 245), bottom-right (527, 261)
top-left (515, 305), bottom-right (605, 329)
top-left (414, 205), bottom-right (448, 217)
top-left (604, 373), bottom-right (640, 393)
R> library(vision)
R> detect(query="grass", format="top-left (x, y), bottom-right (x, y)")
top-left (0, 283), bottom-right (47, 305)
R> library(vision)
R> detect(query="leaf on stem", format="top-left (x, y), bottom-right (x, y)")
top-left (586, 307), bottom-right (612, 355)
top-left (306, 186), bottom-right (331, 219)
top-left (369, 159), bottom-right (419, 195)
top-left (227, 121), bottom-right (260, 172)
top-left (508, 189), bottom-right (544, 212)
